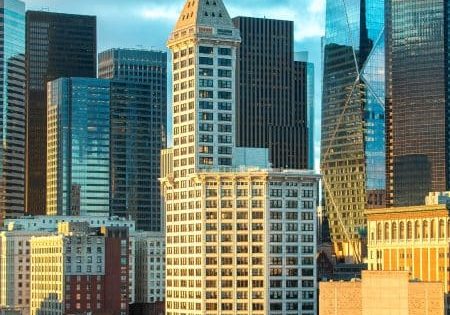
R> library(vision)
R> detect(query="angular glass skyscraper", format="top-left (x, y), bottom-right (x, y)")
top-left (321, 0), bottom-right (385, 261)
top-left (386, 1), bottom-right (448, 206)
top-left (98, 49), bottom-right (167, 231)
top-left (0, 0), bottom-right (26, 219)
top-left (47, 78), bottom-right (110, 217)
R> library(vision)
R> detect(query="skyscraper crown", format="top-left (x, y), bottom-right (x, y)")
top-left (174, 0), bottom-right (234, 31)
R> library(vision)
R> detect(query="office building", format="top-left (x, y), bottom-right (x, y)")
top-left (30, 222), bottom-right (130, 315)
top-left (133, 232), bottom-right (165, 311)
top-left (366, 203), bottom-right (450, 310)
top-left (319, 271), bottom-right (444, 315)
top-left (98, 49), bottom-right (167, 231)
top-left (163, 1), bottom-right (320, 314)
top-left (25, 11), bottom-right (96, 215)
top-left (321, 0), bottom-right (385, 261)
top-left (233, 17), bottom-right (309, 170)
top-left (0, 230), bottom-right (49, 315)
top-left (385, 2), bottom-right (449, 206)
top-left (46, 78), bottom-right (110, 216)
top-left (0, 0), bottom-right (26, 219)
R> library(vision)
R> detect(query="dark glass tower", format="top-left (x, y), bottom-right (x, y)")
top-left (232, 17), bottom-right (309, 170)
top-left (321, 0), bottom-right (385, 261)
top-left (0, 0), bottom-right (25, 219)
top-left (25, 11), bottom-right (96, 215)
top-left (98, 49), bottom-right (167, 231)
top-left (386, 1), bottom-right (448, 206)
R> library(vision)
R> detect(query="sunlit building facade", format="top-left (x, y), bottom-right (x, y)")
top-left (0, 0), bottom-right (26, 219)
top-left (46, 78), bottom-right (110, 216)
top-left (163, 1), bottom-right (320, 314)
top-left (321, 0), bottom-right (385, 261)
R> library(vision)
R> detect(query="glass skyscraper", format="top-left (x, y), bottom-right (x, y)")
top-left (25, 11), bottom-right (97, 216)
top-left (321, 0), bottom-right (385, 261)
top-left (0, 0), bottom-right (26, 219)
top-left (47, 78), bottom-right (110, 217)
top-left (98, 49), bottom-right (167, 231)
top-left (386, 0), bottom-right (448, 206)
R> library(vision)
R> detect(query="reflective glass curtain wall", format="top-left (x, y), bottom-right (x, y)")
top-left (47, 78), bottom-right (110, 216)
top-left (98, 49), bottom-right (167, 232)
top-left (386, 0), bottom-right (447, 206)
top-left (321, 0), bottom-right (385, 261)
top-left (0, 0), bottom-right (25, 219)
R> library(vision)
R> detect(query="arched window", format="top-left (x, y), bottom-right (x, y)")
top-left (377, 223), bottom-right (382, 240)
top-left (392, 222), bottom-right (397, 241)
top-left (422, 220), bottom-right (429, 239)
top-left (439, 219), bottom-right (445, 238)
top-left (407, 221), bottom-right (413, 240)
top-left (414, 221), bottom-right (420, 239)
top-left (384, 223), bottom-right (390, 240)
top-left (400, 222), bottom-right (405, 240)
top-left (430, 220), bottom-right (435, 239)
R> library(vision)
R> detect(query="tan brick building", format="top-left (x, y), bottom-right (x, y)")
top-left (319, 271), bottom-right (444, 315)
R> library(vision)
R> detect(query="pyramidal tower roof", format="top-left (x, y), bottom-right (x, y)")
top-left (174, 0), bottom-right (234, 31)
top-left (169, 0), bottom-right (240, 45)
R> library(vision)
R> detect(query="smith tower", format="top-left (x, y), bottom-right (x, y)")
top-left (321, 0), bottom-right (385, 261)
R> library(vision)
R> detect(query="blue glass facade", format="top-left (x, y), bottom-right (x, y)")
top-left (47, 78), bottom-right (110, 216)
top-left (0, 0), bottom-right (25, 217)
top-left (321, 0), bottom-right (385, 260)
top-left (98, 49), bottom-right (167, 231)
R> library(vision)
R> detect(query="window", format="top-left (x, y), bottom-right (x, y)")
top-left (200, 134), bottom-right (214, 143)
top-left (199, 146), bottom-right (213, 154)
top-left (199, 57), bottom-right (214, 65)
top-left (199, 46), bottom-right (214, 54)
top-left (200, 68), bottom-right (213, 76)
top-left (218, 69), bottom-right (232, 77)
top-left (200, 112), bottom-right (213, 121)
top-left (218, 80), bottom-right (232, 89)
top-left (218, 58), bottom-right (231, 66)
top-left (218, 135), bottom-right (232, 143)
top-left (218, 91), bottom-right (232, 99)
top-left (218, 102), bottom-right (232, 110)
top-left (219, 158), bottom-right (232, 166)
top-left (199, 79), bottom-right (214, 88)
top-left (200, 157), bottom-right (214, 165)
top-left (199, 90), bottom-right (213, 99)
top-left (218, 113), bottom-right (232, 121)
top-left (218, 124), bottom-right (232, 132)
top-left (219, 47), bottom-right (232, 55)
top-left (218, 146), bottom-right (232, 154)
top-left (199, 123), bottom-right (213, 131)
top-left (199, 101), bottom-right (214, 109)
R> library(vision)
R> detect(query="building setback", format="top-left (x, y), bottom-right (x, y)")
top-left (385, 1), bottom-right (449, 206)
top-left (46, 78), bottom-right (110, 216)
top-left (25, 11), bottom-right (96, 216)
top-left (321, 0), bottom-right (385, 262)
top-left (98, 49), bottom-right (167, 232)
top-left (233, 17), bottom-right (309, 170)
top-left (0, 0), bottom-right (26, 219)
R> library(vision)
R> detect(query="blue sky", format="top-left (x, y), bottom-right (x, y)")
top-left (24, 0), bottom-right (325, 170)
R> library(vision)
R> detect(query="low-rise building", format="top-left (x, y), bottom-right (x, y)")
top-left (30, 222), bottom-right (130, 315)
top-left (319, 271), bottom-right (444, 315)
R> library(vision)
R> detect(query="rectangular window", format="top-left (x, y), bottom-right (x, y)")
top-left (199, 46), bottom-right (214, 54)
top-left (199, 57), bottom-right (214, 65)
top-left (218, 58), bottom-right (231, 67)
top-left (218, 91), bottom-right (232, 100)
top-left (219, 47), bottom-right (232, 55)
top-left (219, 158), bottom-right (232, 166)
top-left (199, 101), bottom-right (214, 109)
top-left (218, 69), bottom-right (232, 77)
top-left (218, 135), bottom-right (232, 143)
top-left (199, 90), bottom-right (213, 99)
top-left (199, 79), bottom-right (214, 88)
top-left (200, 112), bottom-right (213, 121)
top-left (200, 157), bottom-right (214, 165)
top-left (218, 102), bottom-right (232, 110)
top-left (218, 124), bottom-right (232, 132)
top-left (218, 146), bottom-right (232, 154)
top-left (199, 123), bottom-right (214, 131)
top-left (199, 146), bottom-right (213, 154)
top-left (218, 113), bottom-right (232, 121)
top-left (218, 80), bottom-right (232, 89)
top-left (200, 68), bottom-right (214, 76)
top-left (200, 134), bottom-right (214, 143)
